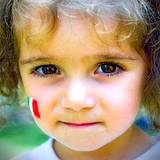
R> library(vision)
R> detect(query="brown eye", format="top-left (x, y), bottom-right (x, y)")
top-left (101, 63), bottom-right (116, 73)
top-left (95, 62), bottom-right (124, 76)
top-left (34, 64), bottom-right (60, 76)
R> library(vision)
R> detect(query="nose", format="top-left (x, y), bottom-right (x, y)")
top-left (60, 78), bottom-right (96, 112)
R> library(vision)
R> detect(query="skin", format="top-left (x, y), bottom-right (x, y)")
top-left (19, 11), bottom-right (154, 160)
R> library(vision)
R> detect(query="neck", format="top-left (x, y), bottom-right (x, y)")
top-left (53, 125), bottom-right (154, 160)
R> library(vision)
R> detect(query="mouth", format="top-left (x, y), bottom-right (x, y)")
top-left (59, 121), bottom-right (102, 128)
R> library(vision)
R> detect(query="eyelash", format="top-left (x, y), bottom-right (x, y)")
top-left (94, 62), bottom-right (125, 77)
top-left (31, 62), bottom-right (125, 78)
top-left (32, 64), bottom-right (61, 78)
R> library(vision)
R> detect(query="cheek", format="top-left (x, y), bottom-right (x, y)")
top-left (103, 71), bottom-right (143, 110)
top-left (101, 82), bottom-right (142, 110)
top-left (99, 80), bottom-right (142, 130)
top-left (24, 82), bottom-right (62, 119)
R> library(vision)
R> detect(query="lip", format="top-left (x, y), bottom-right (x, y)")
top-left (60, 121), bottom-right (101, 128)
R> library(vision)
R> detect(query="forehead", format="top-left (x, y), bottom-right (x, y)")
top-left (18, 9), bottom-right (145, 59)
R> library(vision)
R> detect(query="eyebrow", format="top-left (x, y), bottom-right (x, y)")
top-left (20, 53), bottom-right (137, 65)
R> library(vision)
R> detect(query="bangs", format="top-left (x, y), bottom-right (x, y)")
top-left (13, 4), bottom-right (58, 48)
top-left (12, 0), bottom-right (149, 48)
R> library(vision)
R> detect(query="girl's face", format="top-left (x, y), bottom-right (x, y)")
top-left (19, 13), bottom-right (146, 151)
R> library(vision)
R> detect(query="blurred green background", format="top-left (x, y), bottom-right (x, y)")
top-left (0, 122), bottom-right (48, 159)
top-left (0, 102), bottom-right (48, 160)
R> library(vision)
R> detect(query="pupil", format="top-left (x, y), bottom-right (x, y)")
top-left (101, 64), bottom-right (116, 73)
top-left (42, 66), bottom-right (56, 74)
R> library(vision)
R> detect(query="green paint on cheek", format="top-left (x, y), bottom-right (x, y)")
top-left (27, 96), bottom-right (30, 110)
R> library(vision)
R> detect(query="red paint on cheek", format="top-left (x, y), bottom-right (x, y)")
top-left (32, 99), bottom-right (41, 118)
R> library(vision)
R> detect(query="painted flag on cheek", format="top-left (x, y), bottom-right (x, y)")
top-left (27, 97), bottom-right (41, 118)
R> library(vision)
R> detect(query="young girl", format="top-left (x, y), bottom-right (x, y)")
top-left (0, 0), bottom-right (160, 159)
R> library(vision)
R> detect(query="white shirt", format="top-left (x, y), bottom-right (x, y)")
top-left (135, 141), bottom-right (160, 160)
top-left (13, 138), bottom-right (160, 160)
top-left (13, 139), bottom-right (60, 160)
